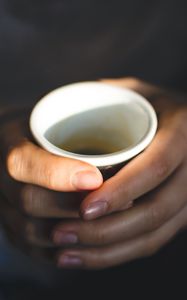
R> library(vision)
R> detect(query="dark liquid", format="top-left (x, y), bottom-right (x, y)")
top-left (45, 105), bottom-right (133, 156)
top-left (58, 136), bottom-right (121, 155)
top-left (66, 147), bottom-right (110, 155)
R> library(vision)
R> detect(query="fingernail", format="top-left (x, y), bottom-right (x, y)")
top-left (82, 201), bottom-right (108, 220)
top-left (58, 255), bottom-right (83, 268)
top-left (53, 231), bottom-right (78, 245)
top-left (72, 170), bottom-right (102, 190)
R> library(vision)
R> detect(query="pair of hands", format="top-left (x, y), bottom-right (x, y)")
top-left (0, 78), bottom-right (187, 269)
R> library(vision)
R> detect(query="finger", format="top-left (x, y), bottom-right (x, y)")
top-left (101, 77), bottom-right (161, 98)
top-left (53, 163), bottom-right (187, 246)
top-left (101, 78), bottom-right (184, 111)
top-left (0, 170), bottom-right (83, 218)
top-left (18, 185), bottom-right (82, 218)
top-left (80, 120), bottom-right (185, 220)
top-left (5, 140), bottom-right (103, 191)
top-left (0, 192), bottom-right (56, 247)
top-left (1, 161), bottom-right (84, 218)
top-left (57, 203), bottom-right (187, 269)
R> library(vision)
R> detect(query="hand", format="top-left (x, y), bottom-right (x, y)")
top-left (52, 78), bottom-right (187, 269)
top-left (0, 112), bottom-right (103, 261)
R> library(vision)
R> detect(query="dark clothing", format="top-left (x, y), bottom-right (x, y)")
top-left (0, 1), bottom-right (187, 299)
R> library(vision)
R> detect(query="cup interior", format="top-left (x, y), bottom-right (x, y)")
top-left (30, 82), bottom-right (157, 167)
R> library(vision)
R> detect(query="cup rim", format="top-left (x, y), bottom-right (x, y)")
top-left (30, 81), bottom-right (158, 167)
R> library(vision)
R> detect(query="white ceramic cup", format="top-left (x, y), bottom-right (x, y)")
top-left (30, 81), bottom-right (157, 171)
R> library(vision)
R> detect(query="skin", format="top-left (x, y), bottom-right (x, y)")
top-left (0, 78), bottom-right (187, 269)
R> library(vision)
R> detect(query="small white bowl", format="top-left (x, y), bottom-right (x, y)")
top-left (30, 81), bottom-right (157, 168)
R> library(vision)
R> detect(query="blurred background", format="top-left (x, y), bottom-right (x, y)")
top-left (1, 0), bottom-right (187, 107)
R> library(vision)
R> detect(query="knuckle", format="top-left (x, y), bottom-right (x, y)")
top-left (20, 185), bottom-right (42, 217)
top-left (90, 221), bottom-right (111, 246)
top-left (125, 77), bottom-right (139, 86)
top-left (82, 223), bottom-right (107, 245)
top-left (152, 156), bottom-right (170, 180)
top-left (6, 146), bottom-right (23, 180)
top-left (42, 165), bottom-right (57, 190)
top-left (6, 141), bottom-right (30, 181)
top-left (146, 204), bottom-right (162, 231)
top-left (94, 227), bottom-right (107, 245)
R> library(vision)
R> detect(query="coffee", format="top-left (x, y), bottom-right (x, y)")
top-left (58, 134), bottom-right (122, 155)
top-left (44, 105), bottom-right (134, 156)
